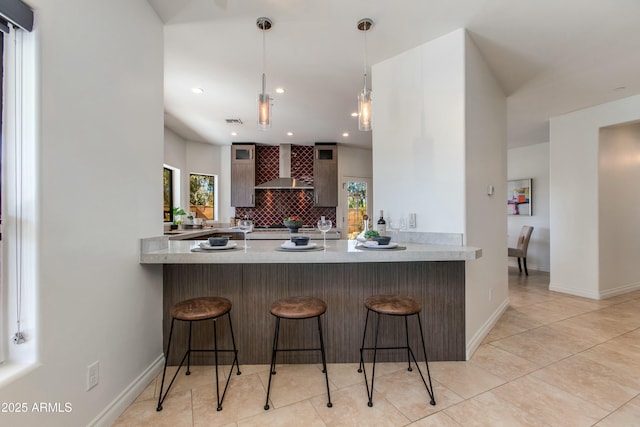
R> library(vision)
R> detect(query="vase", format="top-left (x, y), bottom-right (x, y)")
top-left (283, 220), bottom-right (303, 233)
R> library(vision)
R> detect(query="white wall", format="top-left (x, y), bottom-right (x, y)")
top-left (337, 145), bottom-right (372, 229)
top-left (373, 30), bottom-right (465, 233)
top-left (508, 143), bottom-right (550, 272)
top-left (186, 141), bottom-right (222, 219)
top-left (372, 29), bottom-right (507, 358)
top-left (550, 94), bottom-right (640, 298)
top-left (164, 130), bottom-right (233, 223)
top-left (0, 1), bottom-right (165, 426)
top-left (164, 127), bottom-right (187, 210)
top-left (463, 32), bottom-right (508, 357)
top-left (598, 122), bottom-right (640, 294)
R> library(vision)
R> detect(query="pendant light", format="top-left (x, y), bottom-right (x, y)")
top-left (357, 18), bottom-right (373, 132)
top-left (257, 17), bottom-right (272, 130)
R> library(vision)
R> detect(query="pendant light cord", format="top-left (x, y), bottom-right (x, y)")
top-left (261, 23), bottom-right (267, 95)
top-left (363, 25), bottom-right (368, 91)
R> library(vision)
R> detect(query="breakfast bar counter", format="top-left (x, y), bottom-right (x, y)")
top-left (141, 237), bottom-right (481, 365)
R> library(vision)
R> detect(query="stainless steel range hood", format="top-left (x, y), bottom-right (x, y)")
top-left (254, 144), bottom-right (314, 189)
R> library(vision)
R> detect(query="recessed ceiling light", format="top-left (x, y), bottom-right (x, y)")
top-left (351, 112), bottom-right (359, 117)
top-left (231, 132), bottom-right (238, 136)
top-left (191, 87), bottom-right (204, 94)
top-left (342, 132), bottom-right (349, 137)
top-left (287, 132), bottom-right (293, 136)
top-left (276, 88), bottom-right (285, 94)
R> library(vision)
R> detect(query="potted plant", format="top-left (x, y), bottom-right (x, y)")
top-left (283, 215), bottom-right (304, 233)
top-left (171, 207), bottom-right (186, 230)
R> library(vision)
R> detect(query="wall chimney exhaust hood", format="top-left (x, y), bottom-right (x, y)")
top-left (254, 144), bottom-right (314, 190)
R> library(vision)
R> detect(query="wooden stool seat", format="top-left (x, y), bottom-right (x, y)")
top-left (364, 295), bottom-right (421, 316)
top-left (171, 296), bottom-right (232, 321)
top-left (270, 296), bottom-right (327, 319)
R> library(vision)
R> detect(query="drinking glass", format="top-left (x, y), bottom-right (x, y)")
top-left (317, 216), bottom-right (332, 249)
top-left (238, 220), bottom-right (253, 249)
top-left (388, 218), bottom-right (400, 242)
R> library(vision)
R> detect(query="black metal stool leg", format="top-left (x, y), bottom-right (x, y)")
top-left (156, 318), bottom-right (176, 411)
top-left (227, 312), bottom-right (241, 376)
top-left (404, 315), bottom-right (413, 372)
top-left (362, 312), bottom-right (381, 407)
top-left (317, 315), bottom-right (332, 408)
top-left (358, 309), bottom-right (371, 374)
top-left (213, 318), bottom-right (222, 411)
top-left (517, 257), bottom-right (522, 273)
top-left (213, 312), bottom-right (242, 412)
top-left (415, 313), bottom-right (436, 405)
top-left (186, 321), bottom-right (193, 375)
top-left (264, 317), bottom-right (280, 410)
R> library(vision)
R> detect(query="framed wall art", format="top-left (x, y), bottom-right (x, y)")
top-left (507, 178), bottom-right (532, 216)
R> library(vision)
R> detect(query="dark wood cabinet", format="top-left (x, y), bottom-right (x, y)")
top-left (231, 144), bottom-right (256, 207)
top-left (313, 143), bottom-right (338, 206)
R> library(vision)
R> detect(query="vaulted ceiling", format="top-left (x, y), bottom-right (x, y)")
top-left (148, 0), bottom-right (640, 149)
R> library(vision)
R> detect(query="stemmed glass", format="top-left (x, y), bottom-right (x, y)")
top-left (238, 220), bottom-right (253, 250)
top-left (317, 216), bottom-right (332, 250)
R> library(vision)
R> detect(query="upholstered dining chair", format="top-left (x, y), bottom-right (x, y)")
top-left (508, 226), bottom-right (534, 275)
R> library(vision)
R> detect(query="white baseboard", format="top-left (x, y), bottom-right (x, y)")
top-left (466, 298), bottom-right (510, 360)
top-left (598, 281), bottom-right (640, 300)
top-left (548, 282), bottom-right (601, 299)
top-left (88, 354), bottom-right (164, 427)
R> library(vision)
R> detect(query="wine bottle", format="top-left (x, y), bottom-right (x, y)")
top-left (376, 210), bottom-right (386, 234)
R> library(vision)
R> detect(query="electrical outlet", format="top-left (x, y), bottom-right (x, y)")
top-left (489, 288), bottom-right (493, 301)
top-left (87, 361), bottom-right (99, 391)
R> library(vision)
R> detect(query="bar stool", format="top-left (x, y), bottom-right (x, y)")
top-left (264, 296), bottom-right (332, 410)
top-left (156, 296), bottom-right (241, 412)
top-left (358, 294), bottom-right (435, 407)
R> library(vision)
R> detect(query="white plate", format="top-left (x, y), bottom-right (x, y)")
top-left (280, 242), bottom-right (318, 250)
top-left (363, 241), bottom-right (398, 249)
top-left (199, 242), bottom-right (238, 250)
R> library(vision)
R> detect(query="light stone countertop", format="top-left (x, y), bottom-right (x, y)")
top-left (140, 237), bottom-right (482, 264)
top-left (164, 227), bottom-right (341, 241)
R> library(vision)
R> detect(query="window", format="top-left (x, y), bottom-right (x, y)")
top-left (189, 173), bottom-right (216, 220)
top-left (163, 167), bottom-right (173, 222)
top-left (163, 164), bottom-right (180, 223)
top-left (1, 11), bottom-right (37, 372)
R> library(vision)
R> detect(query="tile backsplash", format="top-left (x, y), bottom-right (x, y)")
top-left (235, 145), bottom-right (336, 227)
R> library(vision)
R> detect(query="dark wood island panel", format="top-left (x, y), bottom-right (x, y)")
top-left (162, 261), bottom-right (465, 365)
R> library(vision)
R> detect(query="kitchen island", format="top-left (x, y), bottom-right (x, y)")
top-left (141, 237), bottom-right (481, 365)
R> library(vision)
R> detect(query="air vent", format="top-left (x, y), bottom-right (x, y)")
top-left (225, 118), bottom-right (243, 124)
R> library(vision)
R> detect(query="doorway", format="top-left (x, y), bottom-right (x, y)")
top-left (343, 177), bottom-right (371, 239)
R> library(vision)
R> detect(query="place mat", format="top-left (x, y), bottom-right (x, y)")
top-left (190, 247), bottom-right (239, 252)
top-left (276, 246), bottom-right (326, 252)
top-left (355, 244), bottom-right (407, 251)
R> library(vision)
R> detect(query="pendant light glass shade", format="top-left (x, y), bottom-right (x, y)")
top-left (257, 17), bottom-right (272, 130)
top-left (357, 18), bottom-right (373, 132)
top-left (258, 73), bottom-right (271, 130)
top-left (358, 87), bottom-right (372, 131)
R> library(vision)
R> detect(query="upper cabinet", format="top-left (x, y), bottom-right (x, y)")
top-left (231, 143), bottom-right (256, 207)
top-left (313, 143), bottom-right (338, 206)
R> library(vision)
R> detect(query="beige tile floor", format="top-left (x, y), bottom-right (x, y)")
top-left (114, 268), bottom-right (640, 426)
